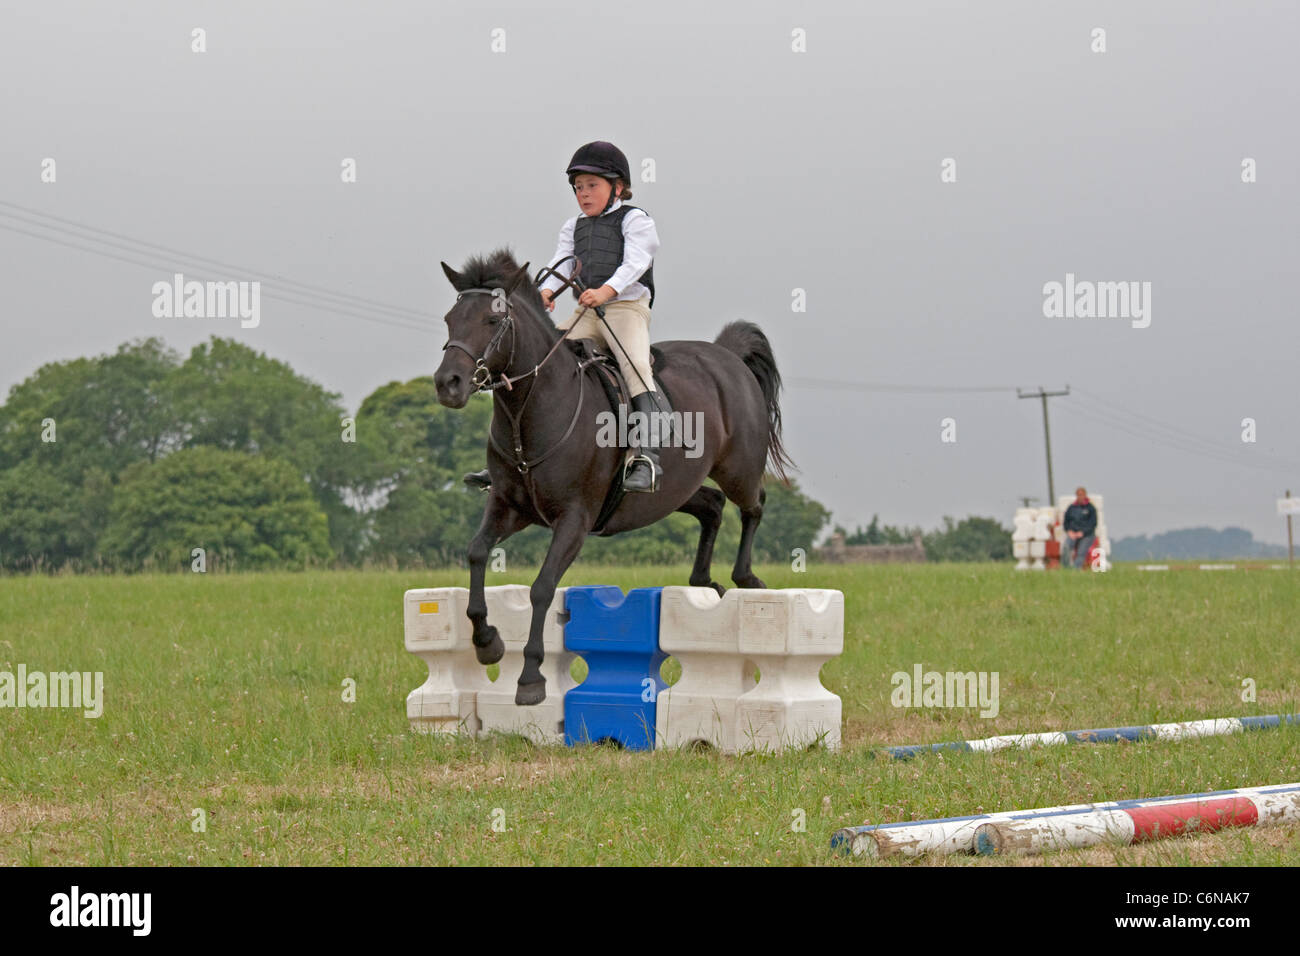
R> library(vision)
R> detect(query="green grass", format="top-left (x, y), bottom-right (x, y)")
top-left (0, 563), bottom-right (1297, 865)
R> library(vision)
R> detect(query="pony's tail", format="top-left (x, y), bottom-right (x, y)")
top-left (714, 321), bottom-right (797, 488)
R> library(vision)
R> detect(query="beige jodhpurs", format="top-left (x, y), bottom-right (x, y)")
top-left (556, 295), bottom-right (656, 397)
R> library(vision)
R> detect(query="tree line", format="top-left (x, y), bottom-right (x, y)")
top-left (0, 338), bottom-right (836, 571)
top-left (0, 337), bottom-right (1012, 572)
top-left (833, 514), bottom-right (1013, 562)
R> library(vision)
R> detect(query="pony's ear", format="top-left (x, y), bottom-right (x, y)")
top-left (441, 261), bottom-right (466, 290)
top-left (504, 261), bottom-right (532, 296)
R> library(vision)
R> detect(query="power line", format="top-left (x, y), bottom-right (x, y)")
top-left (0, 219), bottom-right (432, 334)
top-left (1073, 393), bottom-right (1300, 472)
top-left (1056, 401), bottom-right (1299, 477)
top-left (0, 199), bottom-right (431, 323)
top-left (1073, 385), bottom-right (1273, 455)
top-left (1063, 394), bottom-right (1300, 471)
top-left (786, 377), bottom-right (1017, 393)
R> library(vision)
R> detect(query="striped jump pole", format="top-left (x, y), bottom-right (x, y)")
top-left (831, 783), bottom-right (1300, 859)
top-left (879, 714), bottom-right (1299, 760)
top-left (975, 784), bottom-right (1300, 856)
top-left (832, 799), bottom-right (1104, 859)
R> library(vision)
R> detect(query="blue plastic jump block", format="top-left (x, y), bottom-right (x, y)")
top-left (563, 586), bottom-right (666, 750)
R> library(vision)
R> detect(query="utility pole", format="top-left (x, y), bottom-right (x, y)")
top-left (1288, 490), bottom-right (1294, 570)
top-left (1018, 386), bottom-right (1070, 505)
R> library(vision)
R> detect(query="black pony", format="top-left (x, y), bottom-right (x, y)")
top-left (434, 249), bottom-right (795, 705)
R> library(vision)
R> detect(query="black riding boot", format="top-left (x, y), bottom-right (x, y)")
top-left (622, 391), bottom-right (662, 494)
top-left (463, 468), bottom-right (491, 492)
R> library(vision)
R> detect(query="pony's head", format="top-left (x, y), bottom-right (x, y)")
top-left (434, 248), bottom-right (546, 407)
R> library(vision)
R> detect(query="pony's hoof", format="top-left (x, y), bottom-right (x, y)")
top-left (474, 627), bottom-right (504, 665)
top-left (515, 680), bottom-right (547, 707)
top-left (689, 578), bottom-right (726, 596)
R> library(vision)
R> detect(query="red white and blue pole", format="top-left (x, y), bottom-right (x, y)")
top-left (831, 783), bottom-right (1300, 859)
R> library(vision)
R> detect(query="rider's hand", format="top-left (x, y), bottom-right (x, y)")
top-left (540, 289), bottom-right (556, 312)
top-left (579, 285), bottom-right (617, 308)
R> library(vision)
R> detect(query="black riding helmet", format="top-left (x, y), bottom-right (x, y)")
top-left (566, 141), bottom-right (630, 213)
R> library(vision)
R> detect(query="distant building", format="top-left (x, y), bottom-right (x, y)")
top-left (815, 531), bottom-right (926, 564)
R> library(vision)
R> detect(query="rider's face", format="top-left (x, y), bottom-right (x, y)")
top-left (573, 174), bottom-right (617, 215)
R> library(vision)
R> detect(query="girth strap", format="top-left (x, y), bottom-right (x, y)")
top-left (487, 360), bottom-right (588, 527)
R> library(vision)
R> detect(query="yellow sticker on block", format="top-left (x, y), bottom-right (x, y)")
top-left (418, 602), bottom-right (440, 614)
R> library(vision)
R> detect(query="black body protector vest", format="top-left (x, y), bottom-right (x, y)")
top-left (572, 204), bottom-right (655, 308)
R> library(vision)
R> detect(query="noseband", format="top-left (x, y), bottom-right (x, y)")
top-left (441, 287), bottom-right (519, 390)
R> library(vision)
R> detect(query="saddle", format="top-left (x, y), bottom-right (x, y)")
top-left (566, 338), bottom-right (677, 535)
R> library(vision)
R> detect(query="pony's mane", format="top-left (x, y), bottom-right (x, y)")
top-left (456, 247), bottom-right (559, 341)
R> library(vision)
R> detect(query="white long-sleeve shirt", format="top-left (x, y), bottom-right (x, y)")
top-left (539, 198), bottom-right (659, 304)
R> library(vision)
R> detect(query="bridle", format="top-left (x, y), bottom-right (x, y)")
top-left (440, 288), bottom-right (522, 392)
top-left (439, 272), bottom-right (599, 526)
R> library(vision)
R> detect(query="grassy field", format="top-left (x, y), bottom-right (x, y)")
top-left (1, 563), bottom-right (1297, 866)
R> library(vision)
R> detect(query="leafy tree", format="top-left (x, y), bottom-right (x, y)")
top-left (923, 515), bottom-right (1013, 562)
top-left (0, 462), bottom-right (87, 569)
top-left (100, 447), bottom-right (331, 571)
top-left (836, 515), bottom-right (921, 546)
top-left (0, 340), bottom-right (180, 562)
top-left (0, 338), bottom-right (180, 482)
top-left (356, 381), bottom-right (496, 566)
top-left (162, 338), bottom-right (368, 558)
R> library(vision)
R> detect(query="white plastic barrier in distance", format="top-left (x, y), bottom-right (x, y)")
top-left (1012, 509), bottom-right (1034, 542)
top-left (1012, 509), bottom-right (1034, 571)
top-left (1031, 507), bottom-right (1056, 570)
top-left (1030, 508), bottom-right (1055, 541)
top-left (656, 588), bottom-right (844, 754)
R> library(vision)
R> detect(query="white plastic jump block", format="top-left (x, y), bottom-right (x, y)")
top-left (1013, 543), bottom-right (1030, 571)
top-left (404, 586), bottom-right (574, 743)
top-left (404, 588), bottom-right (491, 735)
top-left (656, 588), bottom-right (844, 754)
top-left (473, 585), bottom-right (574, 745)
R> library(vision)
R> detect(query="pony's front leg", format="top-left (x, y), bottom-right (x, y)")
top-left (517, 511), bottom-right (590, 706)
top-left (468, 493), bottom-right (533, 665)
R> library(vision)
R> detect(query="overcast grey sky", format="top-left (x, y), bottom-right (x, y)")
top-left (2, 0), bottom-right (1297, 544)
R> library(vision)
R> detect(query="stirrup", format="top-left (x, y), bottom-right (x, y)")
top-left (622, 453), bottom-right (660, 493)
top-left (463, 469), bottom-right (491, 492)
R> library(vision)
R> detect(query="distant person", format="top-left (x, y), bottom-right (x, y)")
top-left (1062, 486), bottom-right (1098, 570)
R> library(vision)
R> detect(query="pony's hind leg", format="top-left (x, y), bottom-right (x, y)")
top-left (676, 485), bottom-right (727, 595)
top-left (730, 484), bottom-right (767, 589)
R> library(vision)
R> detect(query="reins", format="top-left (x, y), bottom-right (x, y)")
top-left (441, 259), bottom-right (605, 526)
